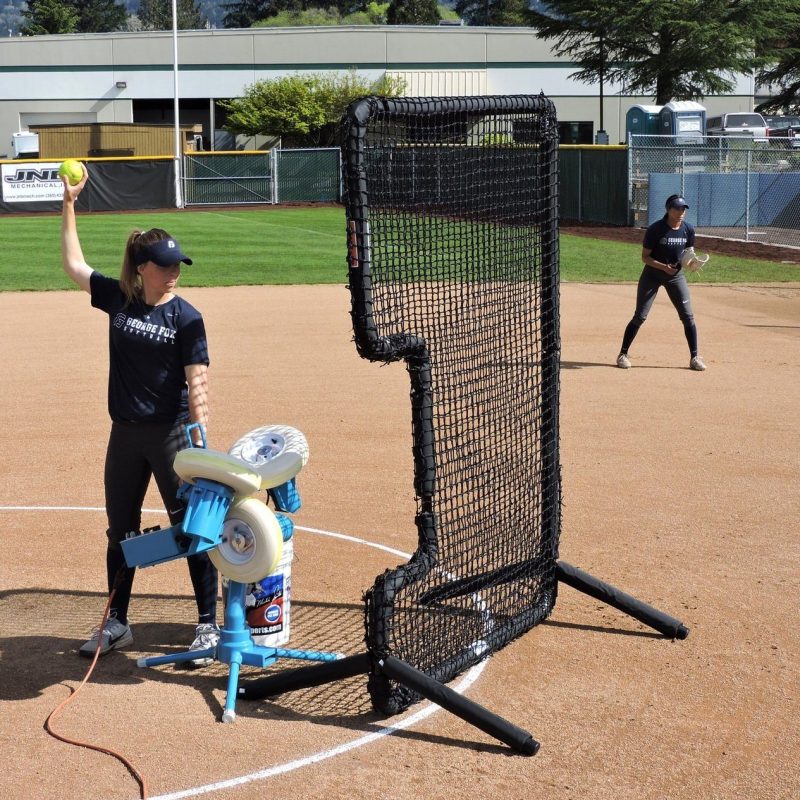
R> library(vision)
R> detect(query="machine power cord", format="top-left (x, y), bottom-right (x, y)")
top-left (44, 581), bottom-right (149, 799)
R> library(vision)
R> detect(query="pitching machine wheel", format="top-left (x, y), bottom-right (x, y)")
top-left (173, 448), bottom-right (262, 497)
top-left (209, 497), bottom-right (283, 583)
top-left (228, 424), bottom-right (309, 490)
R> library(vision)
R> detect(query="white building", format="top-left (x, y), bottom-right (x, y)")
top-left (0, 25), bottom-right (759, 156)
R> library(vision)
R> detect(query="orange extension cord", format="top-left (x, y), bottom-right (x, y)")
top-left (44, 587), bottom-right (149, 799)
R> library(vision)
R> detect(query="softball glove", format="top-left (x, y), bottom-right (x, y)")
top-left (680, 247), bottom-right (710, 273)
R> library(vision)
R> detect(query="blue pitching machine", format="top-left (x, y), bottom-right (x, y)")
top-left (121, 423), bottom-right (341, 723)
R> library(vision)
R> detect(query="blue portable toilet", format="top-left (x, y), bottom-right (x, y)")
top-left (658, 101), bottom-right (706, 144)
top-left (626, 105), bottom-right (663, 140)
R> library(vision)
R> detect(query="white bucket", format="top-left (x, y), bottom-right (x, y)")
top-left (245, 537), bottom-right (292, 647)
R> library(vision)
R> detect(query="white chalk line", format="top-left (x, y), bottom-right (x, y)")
top-left (2, 504), bottom-right (488, 800)
top-left (151, 665), bottom-right (485, 800)
top-left (198, 210), bottom-right (342, 239)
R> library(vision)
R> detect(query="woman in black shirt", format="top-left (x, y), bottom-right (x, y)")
top-left (617, 194), bottom-right (706, 371)
top-left (61, 163), bottom-right (219, 665)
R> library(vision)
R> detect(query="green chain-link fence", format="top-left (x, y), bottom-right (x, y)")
top-left (629, 134), bottom-right (800, 246)
top-left (184, 148), bottom-right (341, 206)
top-left (183, 152), bottom-right (274, 205)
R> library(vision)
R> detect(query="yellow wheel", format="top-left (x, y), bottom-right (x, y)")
top-left (209, 497), bottom-right (282, 583)
top-left (173, 448), bottom-right (262, 497)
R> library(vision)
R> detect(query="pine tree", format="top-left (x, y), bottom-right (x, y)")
top-left (221, 0), bottom-right (271, 27)
top-left (71, 0), bottom-right (127, 32)
top-left (386, 0), bottom-right (439, 25)
top-left (20, 0), bottom-right (78, 34)
top-left (491, 0), bottom-right (526, 26)
top-left (179, 0), bottom-right (205, 28)
top-left (455, 0), bottom-right (525, 27)
top-left (527, 0), bottom-right (789, 105)
top-left (755, 6), bottom-right (800, 113)
top-left (139, 0), bottom-right (206, 30)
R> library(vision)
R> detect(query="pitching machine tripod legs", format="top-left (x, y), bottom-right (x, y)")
top-left (136, 579), bottom-right (342, 723)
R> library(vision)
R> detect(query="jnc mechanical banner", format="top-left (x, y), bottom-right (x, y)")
top-left (1, 162), bottom-right (63, 202)
top-left (0, 159), bottom-right (175, 213)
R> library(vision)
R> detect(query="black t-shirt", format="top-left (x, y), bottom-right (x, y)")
top-left (90, 272), bottom-right (209, 424)
top-left (642, 217), bottom-right (696, 268)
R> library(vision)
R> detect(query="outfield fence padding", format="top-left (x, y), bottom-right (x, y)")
top-left (0, 158), bottom-right (174, 214)
top-left (559, 146), bottom-right (629, 225)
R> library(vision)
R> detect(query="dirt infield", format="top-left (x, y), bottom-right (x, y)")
top-left (1, 280), bottom-right (798, 800)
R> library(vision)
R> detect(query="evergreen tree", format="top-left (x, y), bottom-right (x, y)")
top-left (455, 0), bottom-right (526, 27)
top-left (491, 0), bottom-right (525, 26)
top-left (138, 0), bottom-right (205, 30)
top-left (527, 0), bottom-right (788, 105)
top-left (755, 12), bottom-right (800, 113)
top-left (71, 0), bottom-right (127, 31)
top-left (386, 0), bottom-right (439, 25)
top-left (20, 0), bottom-right (78, 34)
top-left (221, 0), bottom-right (273, 27)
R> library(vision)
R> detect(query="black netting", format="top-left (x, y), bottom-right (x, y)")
top-left (341, 96), bottom-right (561, 714)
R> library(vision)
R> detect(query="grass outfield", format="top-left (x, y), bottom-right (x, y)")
top-left (2, 205), bottom-right (798, 291)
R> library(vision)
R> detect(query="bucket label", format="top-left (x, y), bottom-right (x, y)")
top-left (247, 573), bottom-right (285, 634)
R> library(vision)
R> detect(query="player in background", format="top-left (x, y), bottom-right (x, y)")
top-left (617, 194), bottom-right (706, 371)
top-left (61, 163), bottom-right (220, 665)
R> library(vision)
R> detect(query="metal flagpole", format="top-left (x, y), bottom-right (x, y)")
top-left (172, 0), bottom-right (183, 208)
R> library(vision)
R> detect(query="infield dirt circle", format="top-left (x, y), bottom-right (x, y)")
top-left (0, 271), bottom-right (797, 799)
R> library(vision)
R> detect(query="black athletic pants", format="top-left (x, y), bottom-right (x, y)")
top-left (620, 266), bottom-right (699, 357)
top-left (104, 420), bottom-right (218, 627)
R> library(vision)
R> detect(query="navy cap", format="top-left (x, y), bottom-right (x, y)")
top-left (137, 237), bottom-right (193, 266)
top-left (666, 195), bottom-right (689, 210)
